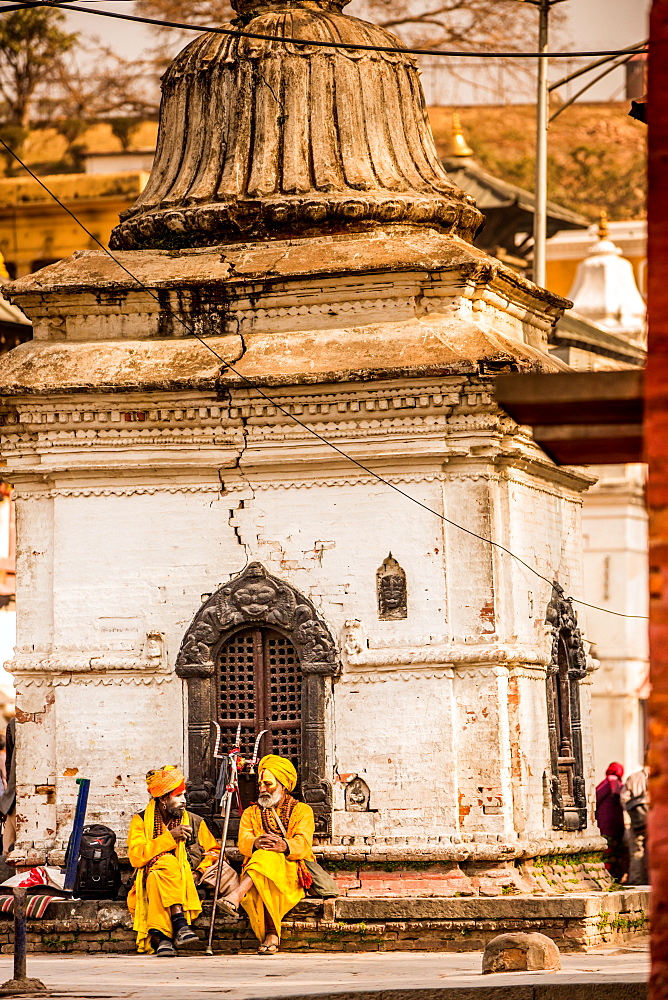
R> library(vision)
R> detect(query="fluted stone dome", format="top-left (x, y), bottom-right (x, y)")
top-left (110, 0), bottom-right (483, 249)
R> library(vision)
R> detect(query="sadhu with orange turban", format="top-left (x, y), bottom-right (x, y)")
top-left (217, 754), bottom-right (315, 954)
top-left (126, 765), bottom-right (228, 957)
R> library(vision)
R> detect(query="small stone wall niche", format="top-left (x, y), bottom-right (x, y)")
top-left (345, 777), bottom-right (371, 812)
top-left (376, 554), bottom-right (408, 620)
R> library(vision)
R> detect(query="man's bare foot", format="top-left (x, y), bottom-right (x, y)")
top-left (258, 932), bottom-right (279, 955)
top-left (230, 874), bottom-right (253, 906)
top-left (217, 897), bottom-right (239, 916)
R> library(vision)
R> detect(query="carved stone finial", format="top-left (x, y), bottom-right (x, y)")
top-left (376, 553), bottom-right (407, 620)
top-left (232, 0), bottom-right (350, 21)
top-left (110, 0), bottom-right (482, 249)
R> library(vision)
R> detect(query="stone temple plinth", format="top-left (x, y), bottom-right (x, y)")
top-left (0, 0), bottom-right (611, 908)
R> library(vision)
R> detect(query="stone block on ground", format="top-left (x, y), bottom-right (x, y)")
top-left (482, 931), bottom-right (561, 973)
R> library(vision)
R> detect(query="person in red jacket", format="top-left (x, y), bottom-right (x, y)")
top-left (595, 762), bottom-right (628, 882)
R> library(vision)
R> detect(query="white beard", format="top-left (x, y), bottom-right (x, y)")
top-left (258, 788), bottom-right (283, 810)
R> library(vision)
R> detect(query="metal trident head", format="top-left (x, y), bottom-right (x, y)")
top-left (212, 721), bottom-right (248, 765)
top-left (250, 729), bottom-right (269, 773)
top-left (211, 721), bottom-right (224, 760)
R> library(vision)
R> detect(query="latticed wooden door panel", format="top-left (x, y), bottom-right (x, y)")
top-left (216, 627), bottom-right (302, 767)
top-left (266, 632), bottom-right (301, 761)
top-left (216, 628), bottom-right (258, 761)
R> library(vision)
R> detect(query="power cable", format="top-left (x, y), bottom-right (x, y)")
top-left (1, 0), bottom-right (649, 62)
top-left (0, 139), bottom-right (650, 624)
top-left (550, 51), bottom-right (637, 122)
top-left (549, 41), bottom-right (647, 92)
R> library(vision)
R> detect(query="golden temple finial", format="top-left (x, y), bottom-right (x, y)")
top-left (446, 112), bottom-right (474, 158)
top-left (597, 209), bottom-right (609, 241)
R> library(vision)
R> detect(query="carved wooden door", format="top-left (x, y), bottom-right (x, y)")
top-left (552, 637), bottom-right (576, 807)
top-left (216, 626), bottom-right (302, 767)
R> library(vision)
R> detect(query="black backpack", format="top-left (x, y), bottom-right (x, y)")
top-left (75, 824), bottom-right (122, 900)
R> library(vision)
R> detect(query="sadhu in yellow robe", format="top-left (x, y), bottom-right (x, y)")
top-left (127, 801), bottom-right (220, 953)
top-left (238, 797), bottom-right (315, 942)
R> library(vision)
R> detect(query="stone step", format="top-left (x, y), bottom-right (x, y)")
top-left (0, 890), bottom-right (648, 955)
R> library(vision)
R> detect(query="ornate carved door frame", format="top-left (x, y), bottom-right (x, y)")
top-left (545, 582), bottom-right (588, 832)
top-left (175, 562), bottom-right (339, 837)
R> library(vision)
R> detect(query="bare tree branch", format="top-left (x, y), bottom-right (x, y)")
top-left (134, 0), bottom-right (565, 55)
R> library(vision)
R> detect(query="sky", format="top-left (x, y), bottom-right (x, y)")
top-left (10, 0), bottom-right (648, 58)
top-left (567, 0), bottom-right (649, 51)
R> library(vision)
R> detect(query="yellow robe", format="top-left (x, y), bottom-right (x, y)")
top-left (237, 801), bottom-right (315, 942)
top-left (127, 803), bottom-right (220, 953)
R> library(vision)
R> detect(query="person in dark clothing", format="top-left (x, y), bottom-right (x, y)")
top-left (621, 765), bottom-right (650, 885)
top-left (596, 761), bottom-right (628, 882)
top-left (0, 719), bottom-right (16, 856)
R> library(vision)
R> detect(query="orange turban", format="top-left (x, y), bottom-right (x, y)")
top-left (146, 765), bottom-right (186, 799)
top-left (259, 754), bottom-right (297, 792)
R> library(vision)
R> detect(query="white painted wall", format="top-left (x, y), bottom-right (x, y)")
top-left (8, 429), bottom-right (596, 859)
top-left (582, 464), bottom-right (649, 780)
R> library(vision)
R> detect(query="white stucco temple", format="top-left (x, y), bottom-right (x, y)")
top-left (0, 0), bottom-right (607, 885)
top-left (567, 220), bottom-right (649, 779)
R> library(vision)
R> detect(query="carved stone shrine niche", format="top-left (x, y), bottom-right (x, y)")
top-left (345, 777), bottom-right (371, 812)
top-left (544, 582), bottom-right (587, 832)
top-left (377, 554), bottom-right (408, 620)
top-left (175, 562), bottom-right (339, 839)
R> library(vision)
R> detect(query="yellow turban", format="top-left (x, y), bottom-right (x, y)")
top-left (259, 754), bottom-right (297, 792)
top-left (146, 765), bottom-right (186, 799)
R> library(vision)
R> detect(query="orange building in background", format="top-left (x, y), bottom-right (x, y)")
top-left (0, 172), bottom-right (149, 279)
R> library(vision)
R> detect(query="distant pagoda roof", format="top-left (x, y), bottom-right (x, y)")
top-left (439, 114), bottom-right (587, 257)
top-left (443, 157), bottom-right (587, 230)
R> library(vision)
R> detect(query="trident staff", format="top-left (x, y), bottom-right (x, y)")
top-left (206, 723), bottom-right (241, 955)
top-left (205, 726), bottom-right (268, 954)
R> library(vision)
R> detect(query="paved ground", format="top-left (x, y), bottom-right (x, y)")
top-left (0, 947), bottom-right (650, 999)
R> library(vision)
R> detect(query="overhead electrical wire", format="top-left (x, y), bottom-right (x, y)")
top-left (550, 51), bottom-right (637, 122)
top-left (549, 41), bottom-right (647, 92)
top-left (0, 0), bottom-right (649, 61)
top-left (0, 137), bottom-right (649, 623)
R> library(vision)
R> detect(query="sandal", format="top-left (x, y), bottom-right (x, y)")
top-left (174, 925), bottom-right (199, 947)
top-left (258, 940), bottom-right (279, 955)
top-left (156, 939), bottom-right (177, 958)
top-left (217, 897), bottom-right (239, 916)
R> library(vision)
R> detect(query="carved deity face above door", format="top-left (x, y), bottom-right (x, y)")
top-left (176, 562), bottom-right (339, 839)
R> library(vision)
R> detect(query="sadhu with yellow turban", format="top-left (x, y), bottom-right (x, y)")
top-left (127, 765), bottom-right (226, 957)
top-left (217, 754), bottom-right (315, 954)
